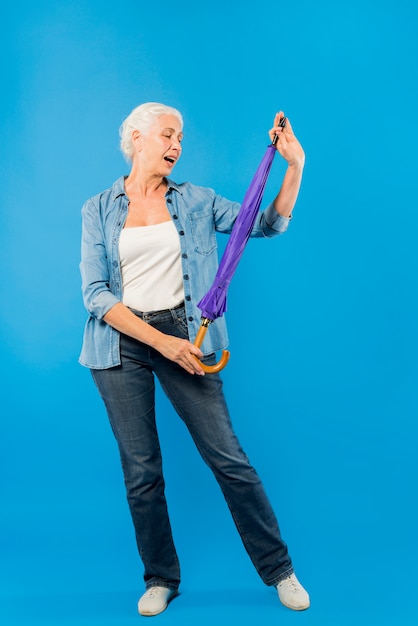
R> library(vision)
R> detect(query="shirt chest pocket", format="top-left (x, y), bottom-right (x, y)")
top-left (189, 209), bottom-right (217, 255)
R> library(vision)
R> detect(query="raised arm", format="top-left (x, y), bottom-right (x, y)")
top-left (268, 112), bottom-right (305, 218)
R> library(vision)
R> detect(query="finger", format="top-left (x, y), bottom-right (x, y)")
top-left (269, 128), bottom-right (277, 142)
top-left (186, 363), bottom-right (202, 375)
top-left (283, 117), bottom-right (294, 134)
top-left (269, 111), bottom-right (281, 142)
top-left (270, 126), bottom-right (284, 144)
top-left (187, 355), bottom-right (205, 375)
top-left (185, 344), bottom-right (205, 375)
top-left (271, 111), bottom-right (285, 137)
top-left (278, 126), bottom-right (288, 143)
top-left (274, 110), bottom-right (284, 125)
top-left (189, 343), bottom-right (203, 359)
top-left (272, 126), bottom-right (287, 150)
top-left (177, 352), bottom-right (198, 375)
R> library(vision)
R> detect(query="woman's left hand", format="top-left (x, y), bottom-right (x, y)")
top-left (269, 112), bottom-right (305, 168)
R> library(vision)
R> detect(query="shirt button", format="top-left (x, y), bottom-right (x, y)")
top-left (179, 230), bottom-right (185, 235)
top-left (188, 316), bottom-right (194, 322)
top-left (183, 274), bottom-right (189, 280)
top-left (172, 214), bottom-right (178, 219)
top-left (182, 253), bottom-right (188, 259)
top-left (185, 295), bottom-right (191, 301)
top-left (167, 198), bottom-right (172, 204)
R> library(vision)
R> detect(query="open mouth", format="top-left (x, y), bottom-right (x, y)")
top-left (164, 156), bottom-right (176, 164)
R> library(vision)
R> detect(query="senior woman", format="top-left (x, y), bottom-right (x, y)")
top-left (79, 102), bottom-right (309, 617)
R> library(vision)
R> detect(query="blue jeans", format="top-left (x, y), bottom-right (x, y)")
top-left (91, 304), bottom-right (293, 590)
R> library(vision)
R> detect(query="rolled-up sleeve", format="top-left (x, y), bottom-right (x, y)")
top-left (259, 202), bottom-right (291, 236)
top-left (211, 190), bottom-right (290, 239)
top-left (184, 185), bottom-right (291, 240)
top-left (80, 198), bottom-right (120, 320)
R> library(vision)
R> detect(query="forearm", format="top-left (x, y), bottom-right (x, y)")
top-left (103, 302), bottom-right (205, 375)
top-left (103, 302), bottom-right (164, 349)
top-left (273, 161), bottom-right (304, 218)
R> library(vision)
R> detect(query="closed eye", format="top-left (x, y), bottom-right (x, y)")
top-left (162, 128), bottom-right (183, 142)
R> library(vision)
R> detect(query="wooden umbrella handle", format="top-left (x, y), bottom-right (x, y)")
top-left (193, 322), bottom-right (230, 374)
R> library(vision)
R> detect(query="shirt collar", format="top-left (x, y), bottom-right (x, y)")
top-left (112, 176), bottom-right (127, 201)
top-left (165, 178), bottom-right (183, 194)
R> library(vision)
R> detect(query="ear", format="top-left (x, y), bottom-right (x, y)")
top-left (132, 130), bottom-right (142, 150)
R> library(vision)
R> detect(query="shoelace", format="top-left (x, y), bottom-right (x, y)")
top-left (280, 576), bottom-right (299, 592)
top-left (146, 588), bottom-right (162, 598)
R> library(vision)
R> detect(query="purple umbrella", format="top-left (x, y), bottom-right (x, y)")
top-left (194, 123), bottom-right (285, 374)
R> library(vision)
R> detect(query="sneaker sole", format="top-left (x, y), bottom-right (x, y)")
top-left (280, 598), bottom-right (310, 611)
top-left (138, 590), bottom-right (179, 616)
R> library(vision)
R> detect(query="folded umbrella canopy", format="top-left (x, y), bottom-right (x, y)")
top-left (194, 121), bottom-right (285, 374)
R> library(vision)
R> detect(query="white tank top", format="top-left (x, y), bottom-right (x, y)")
top-left (119, 220), bottom-right (185, 312)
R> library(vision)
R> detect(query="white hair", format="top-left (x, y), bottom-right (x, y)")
top-left (119, 102), bottom-right (184, 161)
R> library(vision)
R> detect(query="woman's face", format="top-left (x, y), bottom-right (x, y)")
top-left (135, 114), bottom-right (183, 176)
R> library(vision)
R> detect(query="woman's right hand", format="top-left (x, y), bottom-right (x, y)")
top-left (155, 334), bottom-right (205, 375)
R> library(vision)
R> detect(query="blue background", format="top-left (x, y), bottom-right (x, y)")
top-left (1, 1), bottom-right (417, 624)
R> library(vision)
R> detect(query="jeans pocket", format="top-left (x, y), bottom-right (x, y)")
top-left (174, 311), bottom-right (190, 338)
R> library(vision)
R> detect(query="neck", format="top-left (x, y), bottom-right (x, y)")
top-left (125, 163), bottom-right (167, 197)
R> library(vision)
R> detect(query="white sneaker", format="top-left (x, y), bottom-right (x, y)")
top-left (277, 573), bottom-right (310, 611)
top-left (137, 586), bottom-right (178, 616)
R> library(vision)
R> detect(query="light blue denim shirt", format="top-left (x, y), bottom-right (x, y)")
top-left (79, 175), bottom-right (290, 369)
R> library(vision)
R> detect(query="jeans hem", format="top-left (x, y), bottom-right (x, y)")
top-left (267, 566), bottom-right (294, 587)
top-left (145, 580), bottom-right (180, 591)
